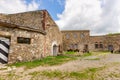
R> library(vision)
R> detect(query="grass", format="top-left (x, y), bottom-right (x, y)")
top-left (0, 71), bottom-right (20, 80)
top-left (0, 68), bottom-right (7, 70)
top-left (65, 51), bottom-right (76, 54)
top-left (81, 52), bottom-right (92, 57)
top-left (86, 58), bottom-right (100, 60)
top-left (8, 55), bottom-right (76, 69)
top-left (8, 51), bottom-right (110, 69)
top-left (83, 51), bottom-right (110, 58)
top-left (109, 72), bottom-right (120, 78)
top-left (0, 78), bottom-right (4, 80)
top-left (29, 67), bottom-right (105, 80)
top-left (107, 33), bottom-right (120, 36)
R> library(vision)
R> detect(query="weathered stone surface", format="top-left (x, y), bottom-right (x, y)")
top-left (0, 26), bottom-right (45, 63)
top-left (0, 10), bottom-right (62, 64)
top-left (62, 30), bottom-right (120, 52)
top-left (44, 11), bottom-right (62, 56)
top-left (0, 14), bottom-right (7, 20)
top-left (0, 10), bottom-right (119, 64)
top-left (62, 30), bottom-right (90, 52)
top-left (7, 11), bottom-right (44, 31)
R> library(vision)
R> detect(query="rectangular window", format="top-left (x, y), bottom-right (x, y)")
top-left (84, 44), bottom-right (88, 49)
top-left (100, 44), bottom-right (103, 48)
top-left (17, 37), bottom-right (31, 44)
top-left (74, 44), bottom-right (78, 49)
top-left (95, 44), bottom-right (98, 49)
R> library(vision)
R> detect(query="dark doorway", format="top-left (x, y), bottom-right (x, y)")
top-left (83, 44), bottom-right (89, 53)
top-left (53, 45), bottom-right (58, 56)
top-left (108, 45), bottom-right (114, 53)
top-left (84, 44), bottom-right (88, 50)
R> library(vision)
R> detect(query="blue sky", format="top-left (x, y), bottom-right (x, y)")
top-left (0, 0), bottom-right (120, 35)
top-left (39, 0), bottom-right (65, 20)
top-left (25, 0), bottom-right (65, 20)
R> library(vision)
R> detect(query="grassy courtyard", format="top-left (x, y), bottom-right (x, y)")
top-left (1, 51), bottom-right (120, 80)
top-left (8, 55), bottom-right (76, 69)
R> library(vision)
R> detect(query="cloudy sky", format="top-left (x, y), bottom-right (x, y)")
top-left (0, 0), bottom-right (120, 35)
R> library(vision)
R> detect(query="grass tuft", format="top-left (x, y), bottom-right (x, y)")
top-left (86, 58), bottom-right (100, 60)
top-left (82, 52), bottom-right (92, 57)
top-left (8, 55), bottom-right (76, 69)
top-left (65, 51), bottom-right (76, 54)
top-left (29, 67), bottom-right (105, 80)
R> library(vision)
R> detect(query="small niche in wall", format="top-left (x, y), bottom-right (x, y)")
top-left (17, 37), bottom-right (31, 44)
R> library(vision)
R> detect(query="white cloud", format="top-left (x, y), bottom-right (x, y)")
top-left (0, 0), bottom-right (40, 14)
top-left (56, 0), bottom-right (120, 35)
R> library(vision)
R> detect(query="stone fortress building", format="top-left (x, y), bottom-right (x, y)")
top-left (62, 30), bottom-right (120, 52)
top-left (0, 10), bottom-right (120, 64)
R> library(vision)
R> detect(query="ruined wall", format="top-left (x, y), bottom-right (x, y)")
top-left (0, 26), bottom-right (45, 63)
top-left (104, 35), bottom-right (120, 51)
top-left (89, 36), bottom-right (105, 51)
top-left (89, 35), bottom-right (120, 51)
top-left (0, 14), bottom-right (7, 20)
top-left (62, 30), bottom-right (90, 52)
top-left (62, 31), bottom-right (120, 52)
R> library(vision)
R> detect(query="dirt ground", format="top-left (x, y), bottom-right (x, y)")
top-left (1, 53), bottom-right (120, 80)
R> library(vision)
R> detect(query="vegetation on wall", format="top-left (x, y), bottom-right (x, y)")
top-left (107, 33), bottom-right (120, 36)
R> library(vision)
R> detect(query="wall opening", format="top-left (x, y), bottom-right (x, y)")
top-left (108, 45), bottom-right (113, 51)
top-left (51, 41), bottom-right (59, 56)
top-left (0, 37), bottom-right (10, 64)
top-left (53, 44), bottom-right (58, 56)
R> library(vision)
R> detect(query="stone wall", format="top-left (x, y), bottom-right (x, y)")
top-left (62, 30), bottom-right (120, 52)
top-left (104, 35), bottom-right (120, 51)
top-left (7, 10), bottom-right (45, 31)
top-left (0, 26), bottom-right (45, 63)
top-left (89, 35), bottom-right (120, 51)
top-left (0, 10), bottom-right (63, 63)
top-left (62, 30), bottom-right (90, 52)
top-left (0, 14), bottom-right (7, 20)
top-left (44, 11), bottom-right (62, 56)
top-left (0, 10), bottom-right (119, 64)
top-left (89, 36), bottom-right (105, 51)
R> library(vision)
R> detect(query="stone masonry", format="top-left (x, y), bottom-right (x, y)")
top-left (0, 10), bottom-right (120, 64)
top-left (62, 31), bottom-right (120, 52)
top-left (0, 10), bottom-right (62, 64)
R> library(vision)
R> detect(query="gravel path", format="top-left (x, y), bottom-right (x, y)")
top-left (1, 53), bottom-right (120, 80)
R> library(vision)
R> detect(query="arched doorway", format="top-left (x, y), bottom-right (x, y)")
top-left (53, 44), bottom-right (58, 56)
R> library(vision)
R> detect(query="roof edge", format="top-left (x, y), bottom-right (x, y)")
top-left (0, 19), bottom-right (46, 35)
